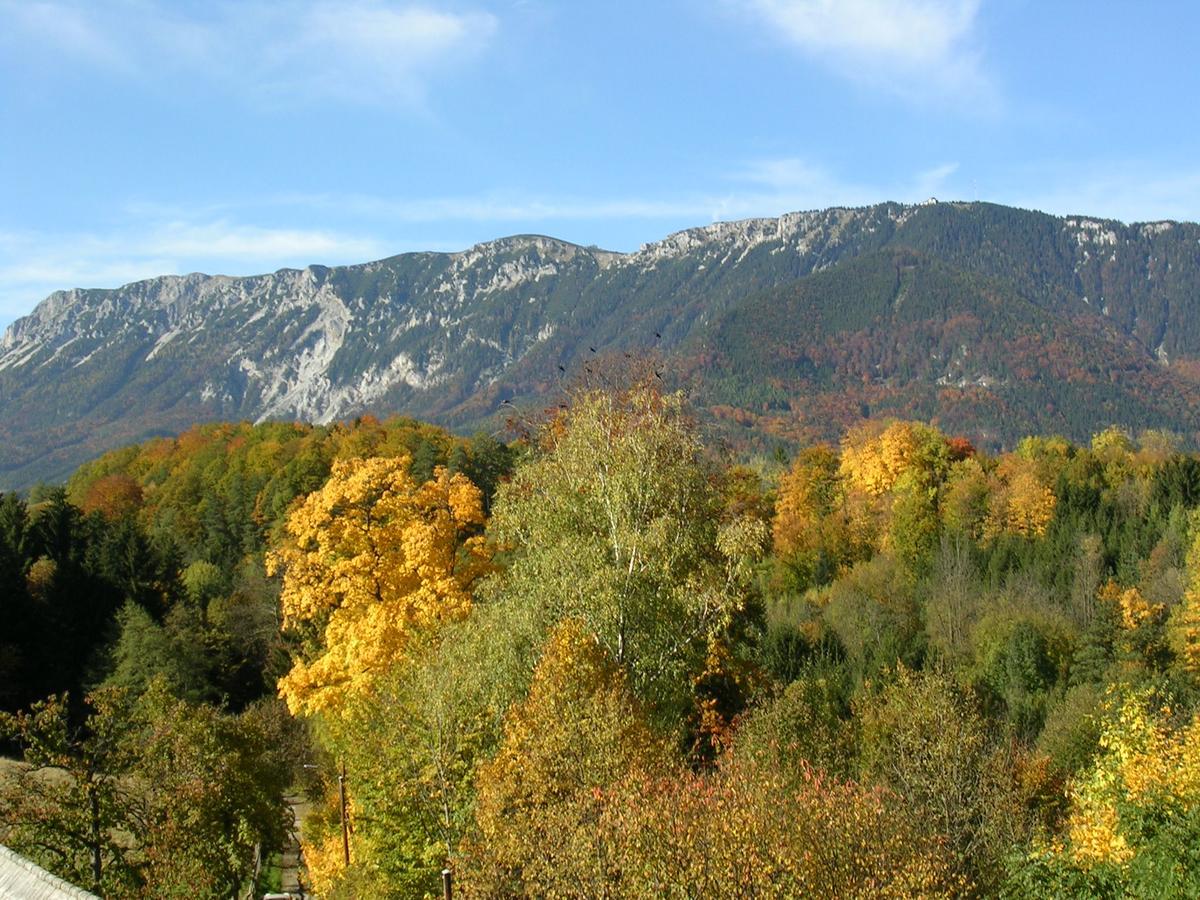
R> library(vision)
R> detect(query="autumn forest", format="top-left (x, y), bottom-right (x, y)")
top-left (4, 383), bottom-right (1200, 898)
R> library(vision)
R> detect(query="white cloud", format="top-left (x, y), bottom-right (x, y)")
top-left (0, 1), bottom-right (498, 104)
top-left (734, 0), bottom-right (991, 105)
top-left (722, 156), bottom-right (965, 213)
top-left (912, 162), bottom-right (960, 199)
top-left (737, 158), bottom-right (845, 191)
top-left (139, 221), bottom-right (386, 261)
top-left (256, 3), bottom-right (498, 102)
top-left (143, 156), bottom-right (969, 229)
top-left (0, 222), bottom-right (387, 324)
top-left (1009, 163), bottom-right (1200, 224)
top-left (0, 0), bottom-right (131, 70)
top-left (0, 158), bottom-right (962, 324)
top-left (258, 156), bottom-right (971, 229)
top-left (8, 157), bottom-right (1200, 330)
top-left (270, 191), bottom-right (724, 224)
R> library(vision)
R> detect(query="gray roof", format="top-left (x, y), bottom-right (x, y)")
top-left (0, 845), bottom-right (99, 900)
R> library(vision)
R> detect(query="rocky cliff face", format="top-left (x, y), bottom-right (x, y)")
top-left (3, 201), bottom-right (1200, 487)
top-left (0, 236), bottom-right (604, 422)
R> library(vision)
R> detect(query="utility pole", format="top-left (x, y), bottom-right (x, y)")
top-left (442, 867), bottom-right (453, 900)
top-left (338, 760), bottom-right (350, 867)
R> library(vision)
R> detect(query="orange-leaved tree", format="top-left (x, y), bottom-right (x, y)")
top-left (772, 445), bottom-right (870, 590)
top-left (269, 456), bottom-right (487, 715)
top-left (464, 618), bottom-right (664, 896)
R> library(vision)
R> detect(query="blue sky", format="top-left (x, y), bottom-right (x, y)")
top-left (2, 0), bottom-right (1199, 329)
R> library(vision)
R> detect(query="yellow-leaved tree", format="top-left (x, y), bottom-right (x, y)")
top-left (268, 457), bottom-right (487, 716)
top-left (772, 445), bottom-right (869, 590)
top-left (836, 420), bottom-right (950, 575)
top-left (838, 420), bottom-right (950, 497)
top-left (984, 454), bottom-right (1058, 540)
top-left (773, 445), bottom-right (842, 557)
top-left (1038, 689), bottom-right (1200, 891)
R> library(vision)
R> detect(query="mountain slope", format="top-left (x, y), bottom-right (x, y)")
top-left (693, 248), bottom-right (1200, 449)
top-left (3, 201), bottom-right (1200, 487)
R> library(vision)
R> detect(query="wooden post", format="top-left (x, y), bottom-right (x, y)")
top-left (338, 760), bottom-right (350, 866)
top-left (442, 867), bottom-right (453, 900)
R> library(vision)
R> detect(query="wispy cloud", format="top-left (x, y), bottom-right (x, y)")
top-left (136, 221), bottom-right (387, 262)
top-left (732, 0), bottom-right (992, 106)
top-left (729, 156), bottom-right (1200, 226)
top-left (1009, 162), bottom-right (1200, 224)
top-left (0, 222), bottom-right (388, 325)
top-left (720, 156), bottom-right (964, 213)
top-left (0, 1), bottom-right (498, 104)
top-left (0, 0), bottom-right (133, 71)
top-left (912, 162), bottom-right (960, 198)
top-left (267, 191), bottom-right (725, 224)
top-left (0, 157), bottom-right (970, 324)
top-left (53, 153), bottom-right (1200, 331)
top-left (242, 158), bottom-right (960, 226)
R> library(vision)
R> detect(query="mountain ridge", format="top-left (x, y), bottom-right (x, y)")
top-left (4, 200), bottom-right (1200, 488)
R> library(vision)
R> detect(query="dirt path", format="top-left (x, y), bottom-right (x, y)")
top-left (279, 793), bottom-right (312, 897)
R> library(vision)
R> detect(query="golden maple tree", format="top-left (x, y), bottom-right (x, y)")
top-left (268, 457), bottom-right (487, 715)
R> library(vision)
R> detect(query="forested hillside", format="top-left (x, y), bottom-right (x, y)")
top-left (692, 247), bottom-right (1200, 450)
top-left (5, 388), bottom-right (1200, 897)
top-left (0, 415), bottom-right (511, 896)
top-left (6, 201), bottom-right (1200, 487)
